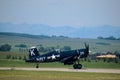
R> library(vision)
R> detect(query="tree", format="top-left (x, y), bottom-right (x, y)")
top-left (0, 44), bottom-right (11, 51)
top-left (97, 36), bottom-right (117, 40)
top-left (19, 56), bottom-right (22, 60)
top-left (97, 36), bottom-right (103, 39)
top-left (62, 46), bottom-right (71, 51)
top-left (6, 54), bottom-right (11, 59)
top-left (105, 36), bottom-right (116, 40)
top-left (15, 44), bottom-right (27, 52)
top-left (44, 47), bottom-right (54, 52)
top-left (23, 55), bottom-right (27, 60)
top-left (117, 37), bottom-right (120, 40)
top-left (38, 44), bottom-right (45, 52)
top-left (15, 44), bottom-right (27, 48)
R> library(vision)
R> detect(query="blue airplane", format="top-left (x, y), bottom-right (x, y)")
top-left (26, 43), bottom-right (89, 69)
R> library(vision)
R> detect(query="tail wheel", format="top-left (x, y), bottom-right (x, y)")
top-left (36, 63), bottom-right (39, 68)
top-left (73, 64), bottom-right (82, 69)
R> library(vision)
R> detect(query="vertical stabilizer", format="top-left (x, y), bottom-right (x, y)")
top-left (29, 47), bottom-right (40, 59)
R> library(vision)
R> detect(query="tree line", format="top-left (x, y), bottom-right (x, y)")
top-left (36, 44), bottom-right (71, 52)
top-left (0, 44), bottom-right (11, 51)
top-left (6, 54), bottom-right (27, 60)
top-left (0, 32), bottom-right (69, 39)
top-left (0, 43), bottom-right (71, 52)
top-left (97, 36), bottom-right (120, 40)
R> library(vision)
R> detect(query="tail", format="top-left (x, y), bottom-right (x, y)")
top-left (29, 47), bottom-right (40, 59)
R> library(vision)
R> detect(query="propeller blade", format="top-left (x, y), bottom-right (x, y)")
top-left (84, 42), bottom-right (89, 55)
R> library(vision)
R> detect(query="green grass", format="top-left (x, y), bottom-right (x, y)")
top-left (0, 59), bottom-right (72, 68)
top-left (0, 52), bottom-right (120, 69)
top-left (0, 52), bottom-right (28, 59)
top-left (0, 34), bottom-right (120, 52)
top-left (0, 70), bottom-right (120, 80)
top-left (81, 61), bottom-right (120, 69)
top-left (0, 59), bottom-right (120, 69)
top-left (0, 34), bottom-right (120, 69)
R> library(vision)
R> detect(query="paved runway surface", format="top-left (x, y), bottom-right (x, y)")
top-left (0, 67), bottom-right (120, 73)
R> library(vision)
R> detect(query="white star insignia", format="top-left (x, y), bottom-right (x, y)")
top-left (51, 54), bottom-right (56, 60)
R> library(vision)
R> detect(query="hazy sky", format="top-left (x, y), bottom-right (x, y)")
top-left (0, 0), bottom-right (120, 27)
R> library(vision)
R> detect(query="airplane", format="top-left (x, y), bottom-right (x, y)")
top-left (26, 43), bottom-right (89, 69)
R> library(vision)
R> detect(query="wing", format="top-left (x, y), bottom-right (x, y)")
top-left (60, 56), bottom-right (77, 65)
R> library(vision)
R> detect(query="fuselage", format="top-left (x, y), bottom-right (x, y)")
top-left (26, 44), bottom-right (89, 69)
top-left (26, 49), bottom-right (88, 64)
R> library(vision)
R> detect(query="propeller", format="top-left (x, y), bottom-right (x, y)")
top-left (76, 43), bottom-right (89, 64)
top-left (74, 43), bottom-right (90, 69)
top-left (85, 42), bottom-right (89, 56)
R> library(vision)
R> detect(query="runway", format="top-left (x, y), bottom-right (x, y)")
top-left (0, 67), bottom-right (120, 74)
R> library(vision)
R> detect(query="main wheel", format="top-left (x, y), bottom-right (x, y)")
top-left (77, 64), bottom-right (82, 69)
top-left (73, 64), bottom-right (78, 69)
top-left (73, 64), bottom-right (82, 69)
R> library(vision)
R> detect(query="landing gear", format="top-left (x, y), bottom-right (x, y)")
top-left (36, 63), bottom-right (39, 68)
top-left (73, 64), bottom-right (82, 69)
top-left (73, 55), bottom-right (82, 69)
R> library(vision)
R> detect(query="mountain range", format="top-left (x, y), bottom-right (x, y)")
top-left (0, 23), bottom-right (120, 38)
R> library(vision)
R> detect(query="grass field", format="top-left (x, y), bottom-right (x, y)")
top-left (0, 51), bottom-right (120, 69)
top-left (0, 59), bottom-right (120, 69)
top-left (0, 34), bottom-right (120, 53)
top-left (0, 34), bottom-right (120, 80)
top-left (0, 70), bottom-right (120, 80)
top-left (0, 33), bottom-right (120, 69)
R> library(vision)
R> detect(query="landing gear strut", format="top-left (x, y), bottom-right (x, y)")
top-left (73, 55), bottom-right (82, 69)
